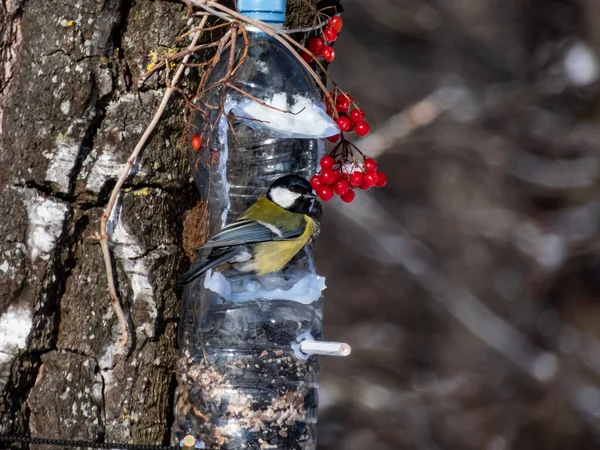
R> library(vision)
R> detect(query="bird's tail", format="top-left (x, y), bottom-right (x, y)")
top-left (175, 248), bottom-right (239, 286)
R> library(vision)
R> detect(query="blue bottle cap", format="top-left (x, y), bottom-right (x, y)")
top-left (237, 0), bottom-right (286, 24)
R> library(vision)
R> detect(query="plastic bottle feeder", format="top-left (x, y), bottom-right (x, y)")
top-left (172, 1), bottom-right (349, 448)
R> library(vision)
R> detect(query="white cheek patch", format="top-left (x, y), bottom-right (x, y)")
top-left (270, 187), bottom-right (301, 209)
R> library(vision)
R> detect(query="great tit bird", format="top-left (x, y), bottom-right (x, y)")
top-left (176, 175), bottom-right (319, 285)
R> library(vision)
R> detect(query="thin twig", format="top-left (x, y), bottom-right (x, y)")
top-left (215, 25), bottom-right (238, 84)
top-left (100, 15), bottom-right (209, 349)
top-left (189, 0), bottom-right (337, 112)
top-left (191, 28), bottom-right (235, 145)
top-left (227, 118), bottom-right (242, 147)
top-left (230, 26), bottom-right (249, 77)
top-left (178, 21), bottom-right (231, 40)
top-left (225, 82), bottom-right (303, 115)
top-left (137, 42), bottom-right (220, 83)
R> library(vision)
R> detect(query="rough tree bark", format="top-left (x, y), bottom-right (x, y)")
top-left (0, 0), bottom-right (199, 446)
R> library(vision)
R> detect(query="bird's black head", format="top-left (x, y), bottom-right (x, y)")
top-left (266, 175), bottom-right (317, 214)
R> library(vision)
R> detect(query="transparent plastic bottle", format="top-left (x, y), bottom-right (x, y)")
top-left (173, 1), bottom-right (338, 449)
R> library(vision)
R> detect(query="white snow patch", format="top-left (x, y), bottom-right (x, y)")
top-left (111, 203), bottom-right (157, 338)
top-left (214, 93), bottom-right (333, 227)
top-left (19, 189), bottom-right (68, 262)
top-left (0, 306), bottom-right (33, 364)
top-left (45, 139), bottom-right (79, 192)
top-left (204, 269), bottom-right (325, 305)
top-left (339, 160), bottom-right (365, 175)
top-left (233, 93), bottom-right (339, 138)
top-left (564, 41), bottom-right (599, 86)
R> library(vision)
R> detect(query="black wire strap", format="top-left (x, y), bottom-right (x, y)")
top-left (0, 435), bottom-right (183, 450)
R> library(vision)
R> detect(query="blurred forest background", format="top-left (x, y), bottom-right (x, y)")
top-left (315, 0), bottom-right (600, 449)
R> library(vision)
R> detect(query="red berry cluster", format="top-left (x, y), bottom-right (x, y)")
top-left (310, 155), bottom-right (386, 203)
top-left (302, 16), bottom-right (343, 63)
top-left (325, 92), bottom-right (371, 143)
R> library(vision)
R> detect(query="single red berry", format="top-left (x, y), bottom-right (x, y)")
top-left (318, 186), bottom-right (334, 201)
top-left (349, 171), bottom-right (363, 187)
top-left (191, 135), bottom-right (202, 151)
top-left (340, 189), bottom-right (355, 203)
top-left (334, 180), bottom-right (349, 196)
top-left (364, 171), bottom-right (378, 187)
top-left (335, 116), bottom-right (351, 132)
top-left (358, 181), bottom-right (371, 191)
top-left (333, 169), bottom-right (343, 181)
top-left (323, 28), bottom-right (337, 43)
top-left (308, 37), bottom-right (325, 55)
top-left (336, 95), bottom-right (350, 113)
top-left (322, 46), bottom-right (335, 62)
top-left (364, 158), bottom-right (377, 172)
top-left (329, 16), bottom-right (343, 33)
top-left (320, 155), bottom-right (335, 170)
top-left (301, 51), bottom-right (313, 63)
top-left (375, 171), bottom-right (387, 187)
top-left (327, 134), bottom-right (340, 143)
top-left (320, 168), bottom-right (337, 185)
top-left (355, 121), bottom-right (371, 137)
top-left (349, 108), bottom-right (365, 123)
top-left (310, 175), bottom-right (324, 190)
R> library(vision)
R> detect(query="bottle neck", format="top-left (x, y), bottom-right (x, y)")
top-left (237, 0), bottom-right (286, 25)
top-left (245, 23), bottom-right (284, 33)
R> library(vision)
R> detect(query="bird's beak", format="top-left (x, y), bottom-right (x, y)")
top-left (304, 192), bottom-right (317, 199)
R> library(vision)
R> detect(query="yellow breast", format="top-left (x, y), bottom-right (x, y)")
top-left (251, 216), bottom-right (314, 275)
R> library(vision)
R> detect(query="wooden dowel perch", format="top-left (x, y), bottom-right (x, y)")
top-left (300, 340), bottom-right (352, 357)
top-left (182, 435), bottom-right (198, 449)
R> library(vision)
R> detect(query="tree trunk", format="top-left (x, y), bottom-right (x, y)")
top-left (0, 0), bottom-right (198, 446)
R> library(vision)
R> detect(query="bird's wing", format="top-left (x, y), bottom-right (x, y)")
top-left (175, 247), bottom-right (240, 285)
top-left (197, 219), bottom-right (305, 249)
